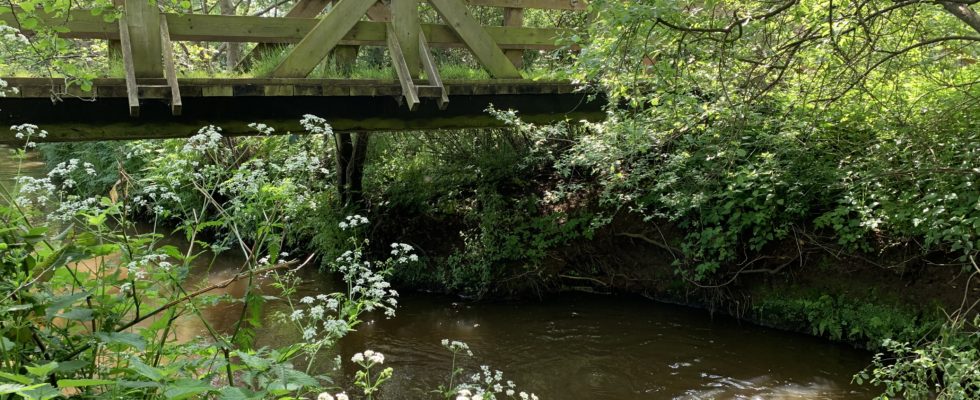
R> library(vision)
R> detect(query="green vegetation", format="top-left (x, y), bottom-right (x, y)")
top-left (2, 0), bottom-right (980, 398)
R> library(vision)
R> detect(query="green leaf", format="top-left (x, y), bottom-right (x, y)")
top-left (45, 292), bottom-right (88, 317)
top-left (96, 331), bottom-right (146, 351)
top-left (1, 304), bottom-right (32, 313)
top-left (25, 362), bottom-right (58, 378)
top-left (53, 360), bottom-right (89, 374)
top-left (0, 383), bottom-right (45, 394)
top-left (0, 372), bottom-right (31, 385)
top-left (58, 307), bottom-right (94, 321)
top-left (218, 387), bottom-right (266, 400)
top-left (117, 380), bottom-right (162, 389)
top-left (57, 379), bottom-right (115, 388)
top-left (163, 379), bottom-right (212, 399)
top-left (128, 358), bottom-right (164, 381)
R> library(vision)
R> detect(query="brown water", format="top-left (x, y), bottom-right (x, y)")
top-left (3, 148), bottom-right (877, 399)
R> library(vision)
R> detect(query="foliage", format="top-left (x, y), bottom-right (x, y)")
top-left (550, 0), bottom-right (980, 281)
top-left (753, 290), bottom-right (943, 349)
top-left (3, 118), bottom-right (541, 399)
top-left (856, 314), bottom-right (980, 400)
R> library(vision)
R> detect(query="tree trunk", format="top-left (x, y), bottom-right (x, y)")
top-left (219, 0), bottom-right (241, 71)
top-left (941, 2), bottom-right (980, 35)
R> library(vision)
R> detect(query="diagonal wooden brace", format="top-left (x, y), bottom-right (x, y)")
top-left (269, 0), bottom-right (377, 78)
top-left (427, 0), bottom-right (521, 78)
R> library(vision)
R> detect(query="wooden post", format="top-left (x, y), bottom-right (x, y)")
top-left (346, 132), bottom-right (370, 206)
top-left (334, 132), bottom-right (353, 204)
top-left (388, 24), bottom-right (420, 111)
top-left (391, 0), bottom-right (420, 78)
top-left (419, 31), bottom-right (449, 109)
top-left (160, 17), bottom-right (182, 115)
top-left (502, 7), bottom-right (523, 69)
top-left (123, 0), bottom-right (163, 78)
top-left (333, 46), bottom-right (359, 77)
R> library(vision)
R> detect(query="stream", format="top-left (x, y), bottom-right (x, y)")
top-left (2, 148), bottom-right (877, 399)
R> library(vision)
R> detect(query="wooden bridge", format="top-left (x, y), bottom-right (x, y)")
top-left (0, 0), bottom-right (603, 144)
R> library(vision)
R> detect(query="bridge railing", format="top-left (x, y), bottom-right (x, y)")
top-left (1, 0), bottom-right (586, 114)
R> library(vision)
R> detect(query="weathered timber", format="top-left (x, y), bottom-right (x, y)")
top-left (428, 0), bottom-right (521, 78)
top-left (388, 25), bottom-right (421, 111)
top-left (237, 0), bottom-right (333, 70)
top-left (392, 0), bottom-right (421, 77)
top-left (160, 17), bottom-right (182, 115)
top-left (419, 31), bottom-right (449, 109)
top-left (270, 0), bottom-right (377, 77)
top-left (124, 0), bottom-right (164, 77)
top-left (0, 78), bottom-right (604, 143)
top-left (0, 12), bottom-right (571, 50)
top-left (117, 19), bottom-right (140, 116)
top-left (465, 0), bottom-right (587, 10)
top-left (502, 7), bottom-right (524, 68)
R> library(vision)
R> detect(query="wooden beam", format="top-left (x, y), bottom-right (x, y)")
top-left (269, 0), bottom-right (376, 78)
top-left (0, 88), bottom-right (605, 143)
top-left (117, 19), bottom-right (140, 117)
top-left (237, 0), bottom-right (333, 70)
top-left (160, 17), bottom-right (182, 115)
top-left (387, 24), bottom-right (420, 111)
top-left (0, 12), bottom-right (571, 50)
top-left (124, 0), bottom-right (163, 78)
top-left (419, 31), bottom-right (449, 109)
top-left (427, 0), bottom-right (521, 78)
top-left (465, 0), bottom-right (587, 10)
top-left (502, 7), bottom-right (523, 68)
top-left (391, 0), bottom-right (421, 78)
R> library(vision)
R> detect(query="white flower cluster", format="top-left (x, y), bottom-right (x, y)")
top-left (182, 125), bottom-right (223, 153)
top-left (14, 158), bottom-right (106, 222)
top-left (455, 365), bottom-right (537, 400)
top-left (0, 25), bottom-right (29, 46)
top-left (351, 349), bottom-right (385, 365)
top-left (441, 339), bottom-right (474, 357)
top-left (14, 175), bottom-right (56, 207)
top-left (335, 247), bottom-right (400, 318)
top-left (220, 161), bottom-right (268, 197)
top-left (124, 253), bottom-right (174, 280)
top-left (316, 392), bottom-right (349, 400)
top-left (279, 151), bottom-right (322, 175)
top-left (390, 242), bottom-right (419, 263)
top-left (48, 196), bottom-right (101, 222)
top-left (300, 114), bottom-right (334, 135)
top-left (291, 293), bottom-right (350, 342)
top-left (247, 122), bottom-right (275, 135)
top-left (338, 214), bottom-right (369, 230)
top-left (48, 159), bottom-right (96, 189)
top-left (11, 124), bottom-right (48, 148)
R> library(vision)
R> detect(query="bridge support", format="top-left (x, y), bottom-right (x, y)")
top-left (334, 132), bottom-right (370, 207)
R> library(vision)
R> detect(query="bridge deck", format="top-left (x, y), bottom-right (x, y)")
top-left (0, 78), bottom-right (604, 144)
